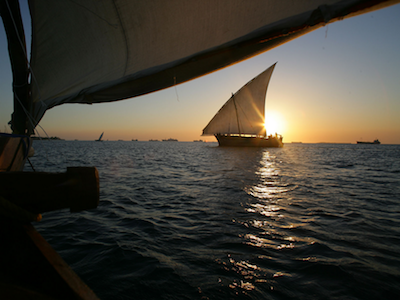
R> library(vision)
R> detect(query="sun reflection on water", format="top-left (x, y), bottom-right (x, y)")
top-left (243, 233), bottom-right (275, 248)
top-left (225, 150), bottom-right (298, 294)
top-left (246, 151), bottom-right (289, 200)
top-left (217, 255), bottom-right (266, 295)
top-left (222, 150), bottom-right (315, 295)
top-left (246, 203), bottom-right (282, 218)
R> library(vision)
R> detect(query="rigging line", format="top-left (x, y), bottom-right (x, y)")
top-left (14, 93), bottom-right (51, 144)
top-left (33, 125), bottom-right (52, 165)
top-left (174, 76), bottom-right (180, 102)
top-left (16, 96), bottom-right (50, 163)
top-left (13, 93), bottom-right (36, 132)
top-left (14, 95), bottom-right (52, 167)
top-left (27, 157), bottom-right (36, 172)
top-left (35, 123), bottom-right (50, 140)
top-left (236, 103), bottom-right (254, 130)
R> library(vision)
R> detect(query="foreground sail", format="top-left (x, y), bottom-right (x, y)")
top-left (19, 0), bottom-right (400, 133)
top-left (203, 63), bottom-right (283, 147)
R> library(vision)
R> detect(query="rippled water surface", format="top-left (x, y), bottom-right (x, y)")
top-left (27, 141), bottom-right (400, 299)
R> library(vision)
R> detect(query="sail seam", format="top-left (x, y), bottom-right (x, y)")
top-left (236, 103), bottom-right (256, 135)
top-left (68, 0), bottom-right (119, 28)
top-left (111, 0), bottom-right (129, 76)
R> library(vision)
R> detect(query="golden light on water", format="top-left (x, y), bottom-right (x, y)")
top-left (226, 151), bottom-right (305, 293)
top-left (264, 111), bottom-right (285, 136)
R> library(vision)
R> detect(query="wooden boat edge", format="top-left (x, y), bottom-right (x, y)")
top-left (23, 223), bottom-right (100, 300)
top-left (0, 134), bottom-right (100, 299)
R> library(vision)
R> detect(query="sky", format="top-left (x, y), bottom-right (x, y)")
top-left (1, 2), bottom-right (400, 143)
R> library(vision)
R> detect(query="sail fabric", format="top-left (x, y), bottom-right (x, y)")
top-left (202, 64), bottom-right (275, 136)
top-left (28, 0), bottom-right (399, 129)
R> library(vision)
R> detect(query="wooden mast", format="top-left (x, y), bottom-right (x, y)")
top-left (232, 95), bottom-right (241, 136)
top-left (0, 0), bottom-right (30, 135)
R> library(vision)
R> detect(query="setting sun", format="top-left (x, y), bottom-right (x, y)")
top-left (264, 111), bottom-right (285, 135)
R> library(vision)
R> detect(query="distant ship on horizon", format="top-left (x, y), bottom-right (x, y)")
top-left (357, 139), bottom-right (380, 144)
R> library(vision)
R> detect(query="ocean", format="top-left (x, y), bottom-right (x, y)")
top-left (26, 141), bottom-right (400, 300)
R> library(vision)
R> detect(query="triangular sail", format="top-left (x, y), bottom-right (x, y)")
top-left (203, 63), bottom-right (276, 136)
top-left (6, 0), bottom-right (399, 132)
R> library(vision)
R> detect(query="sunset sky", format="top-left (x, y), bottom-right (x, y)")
top-left (1, 2), bottom-right (399, 144)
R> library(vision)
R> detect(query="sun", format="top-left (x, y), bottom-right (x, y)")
top-left (264, 111), bottom-right (285, 135)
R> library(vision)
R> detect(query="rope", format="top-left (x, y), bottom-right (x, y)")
top-left (27, 157), bottom-right (36, 172)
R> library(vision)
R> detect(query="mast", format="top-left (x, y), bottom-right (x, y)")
top-left (0, 0), bottom-right (30, 135)
top-left (232, 95), bottom-right (241, 136)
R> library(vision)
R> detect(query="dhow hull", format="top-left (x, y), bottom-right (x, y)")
top-left (215, 135), bottom-right (283, 147)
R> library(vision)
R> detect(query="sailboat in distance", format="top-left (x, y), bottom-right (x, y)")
top-left (95, 132), bottom-right (104, 142)
top-left (202, 63), bottom-right (283, 147)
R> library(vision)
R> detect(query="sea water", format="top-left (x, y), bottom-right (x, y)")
top-left (26, 141), bottom-right (400, 299)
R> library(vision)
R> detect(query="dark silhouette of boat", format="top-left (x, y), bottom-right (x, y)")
top-left (95, 132), bottom-right (104, 142)
top-left (357, 139), bottom-right (380, 144)
top-left (203, 63), bottom-right (283, 147)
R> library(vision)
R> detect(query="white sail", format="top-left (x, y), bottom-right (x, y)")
top-left (203, 64), bottom-right (276, 136)
top-left (24, 0), bottom-right (400, 130)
